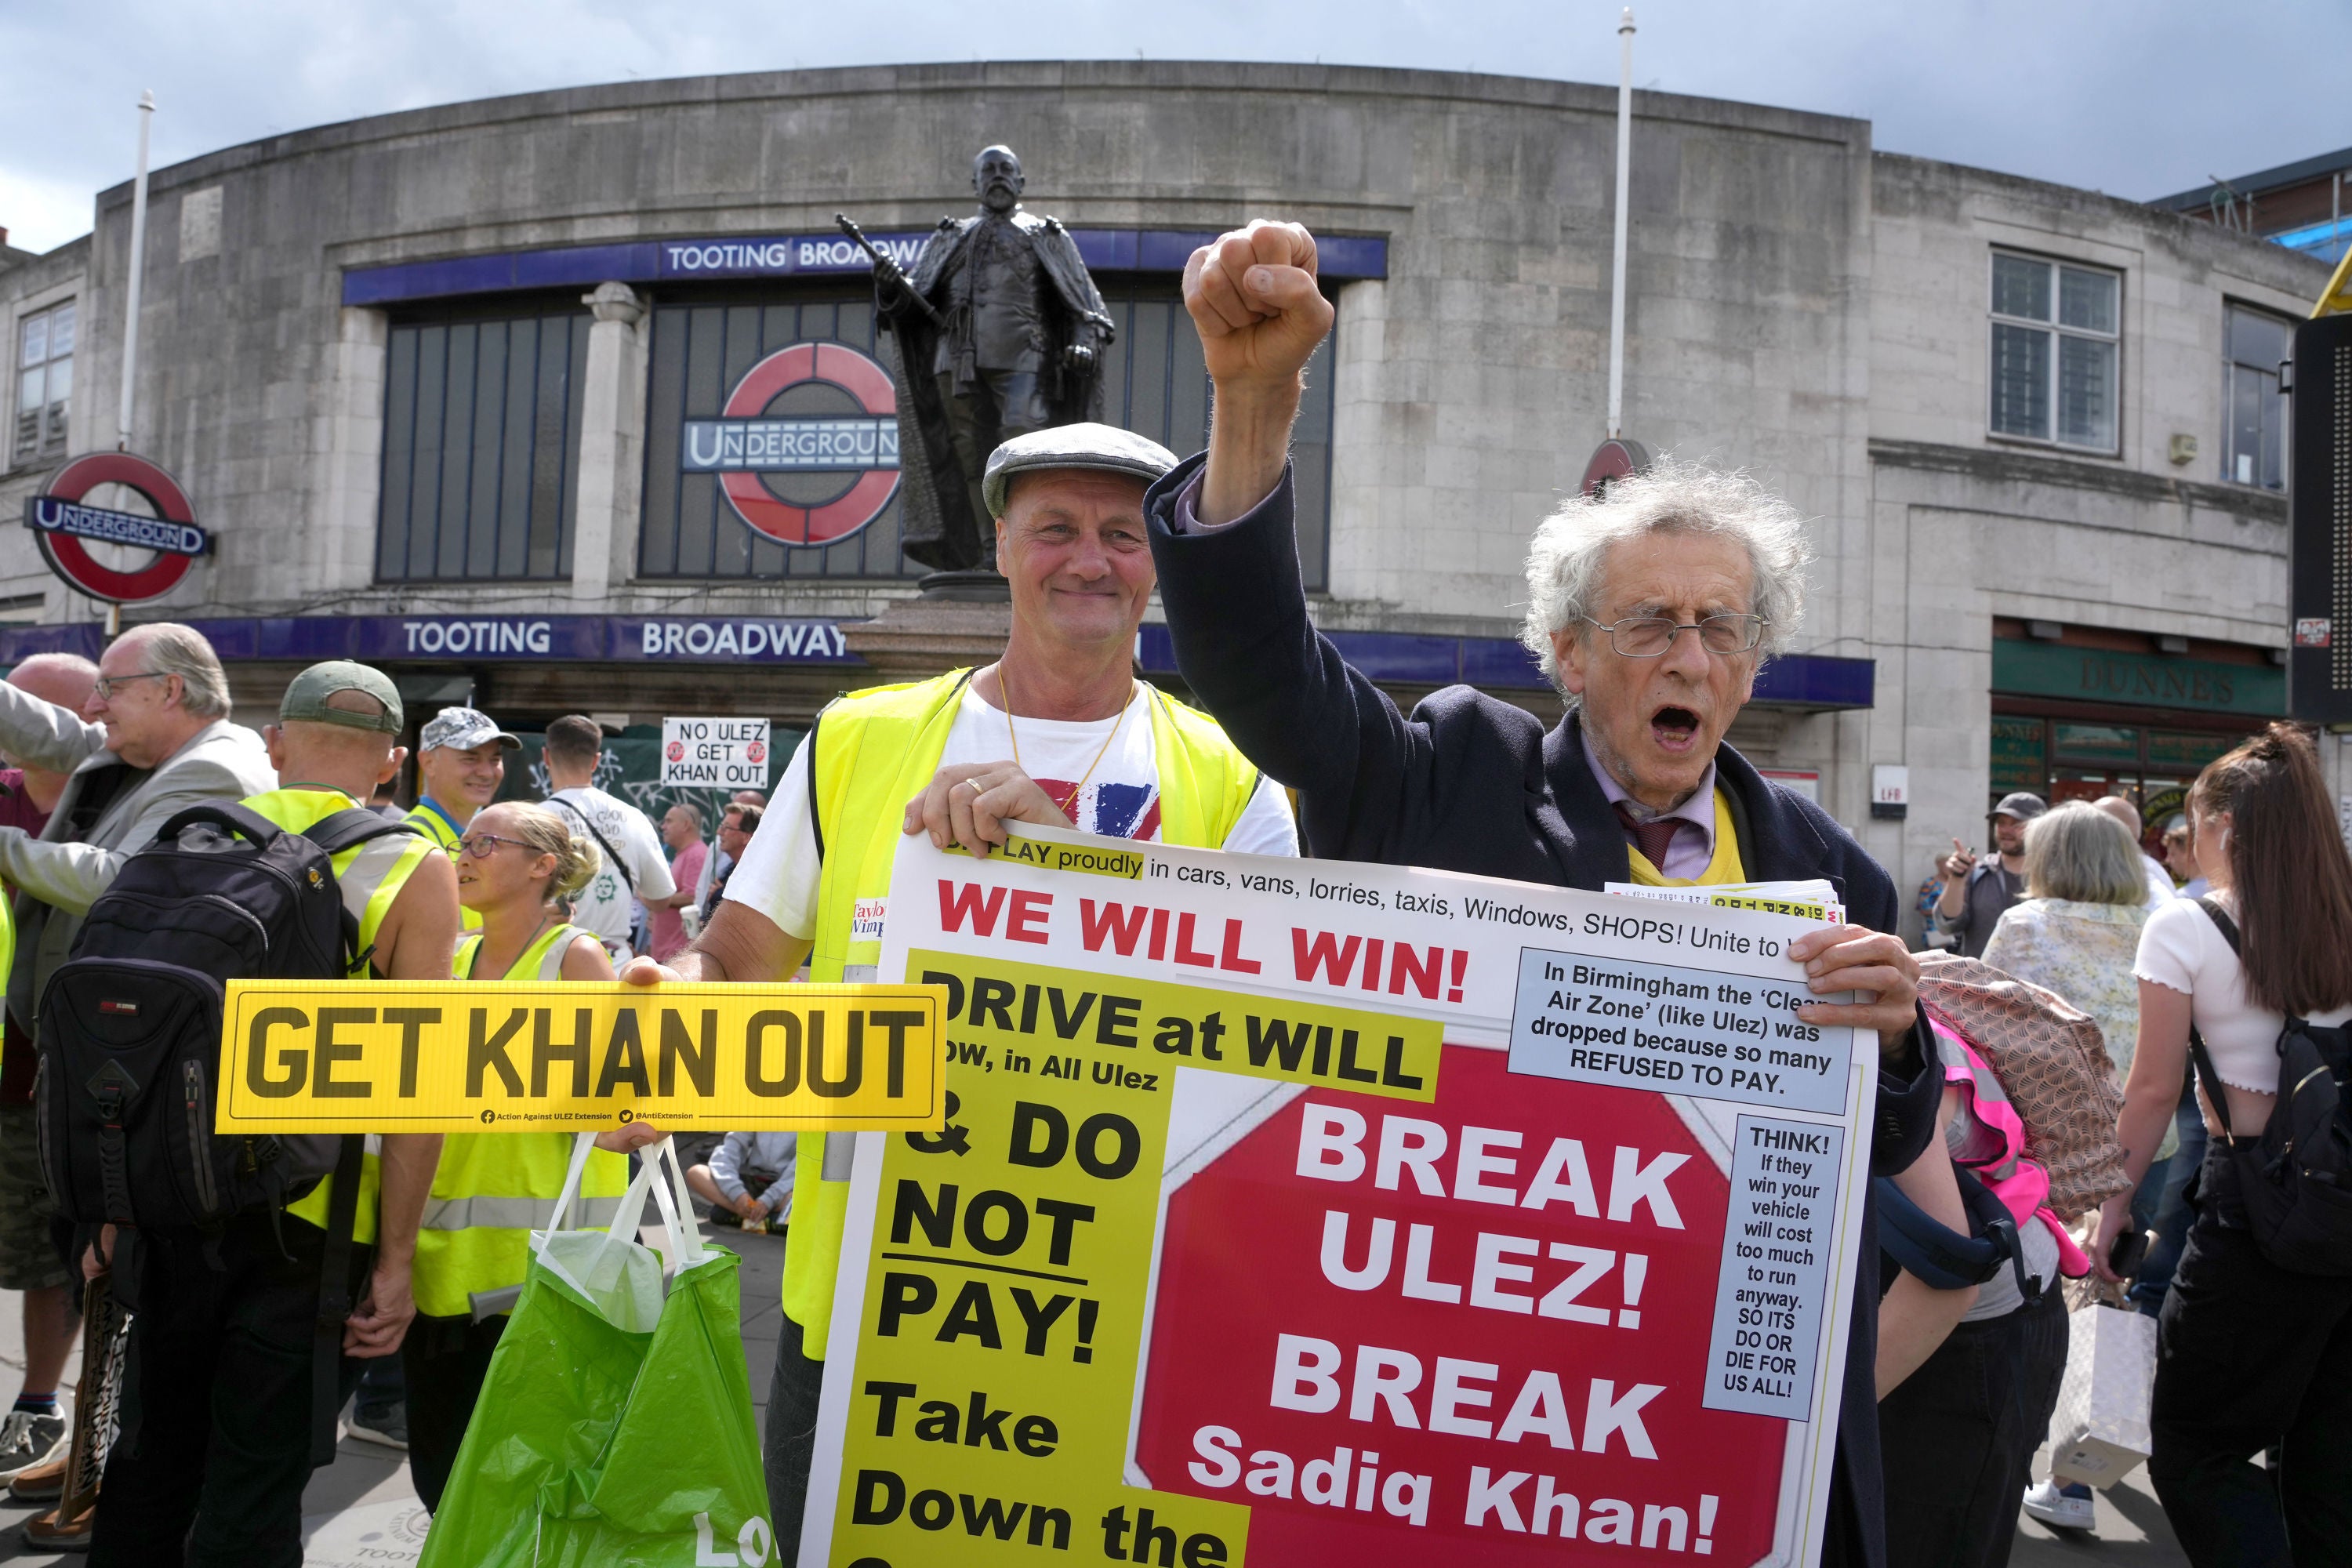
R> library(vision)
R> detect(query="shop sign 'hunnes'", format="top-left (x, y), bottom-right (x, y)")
top-left (24, 452), bottom-right (212, 604)
top-left (681, 342), bottom-right (901, 547)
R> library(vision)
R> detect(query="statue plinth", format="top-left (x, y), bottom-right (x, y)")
top-left (915, 569), bottom-right (1011, 604)
top-left (842, 584), bottom-right (1011, 679)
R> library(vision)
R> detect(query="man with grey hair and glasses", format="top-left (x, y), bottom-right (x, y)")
top-left (0, 622), bottom-right (273, 1051)
top-left (1140, 220), bottom-right (1954, 1568)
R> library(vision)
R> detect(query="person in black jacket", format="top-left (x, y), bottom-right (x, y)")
top-left (1145, 220), bottom-right (1950, 1568)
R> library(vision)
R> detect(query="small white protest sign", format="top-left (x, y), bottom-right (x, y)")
top-left (659, 716), bottom-right (771, 789)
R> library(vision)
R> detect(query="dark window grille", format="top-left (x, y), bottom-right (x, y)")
top-left (637, 282), bottom-right (1337, 588)
top-left (376, 311), bottom-right (587, 582)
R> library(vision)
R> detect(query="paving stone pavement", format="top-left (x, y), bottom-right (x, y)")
top-left (0, 1214), bottom-right (786, 1564)
top-left (0, 1229), bottom-right (2181, 1564)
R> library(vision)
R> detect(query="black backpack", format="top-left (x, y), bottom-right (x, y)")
top-left (2188, 897), bottom-right (2352, 1276)
top-left (36, 801), bottom-right (421, 1232)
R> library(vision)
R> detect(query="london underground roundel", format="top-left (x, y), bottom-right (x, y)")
top-left (682, 342), bottom-right (901, 546)
top-left (27, 452), bottom-right (209, 604)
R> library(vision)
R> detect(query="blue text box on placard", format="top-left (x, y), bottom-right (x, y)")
top-left (1506, 946), bottom-right (1851, 1115)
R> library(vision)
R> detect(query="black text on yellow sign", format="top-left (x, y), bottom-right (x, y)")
top-left (217, 981), bottom-right (947, 1133)
top-left (911, 951), bottom-right (1441, 1102)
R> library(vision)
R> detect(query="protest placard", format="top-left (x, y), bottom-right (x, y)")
top-left (662, 716), bottom-right (772, 789)
top-left (216, 981), bottom-right (945, 1133)
top-left (799, 829), bottom-right (1872, 1566)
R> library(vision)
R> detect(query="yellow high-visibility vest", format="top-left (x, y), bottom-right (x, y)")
top-left (249, 788), bottom-right (436, 1246)
top-left (407, 797), bottom-right (483, 929)
top-left (1622, 789), bottom-right (1750, 887)
top-left (408, 920), bottom-right (630, 1319)
top-left (789, 669), bottom-right (1265, 1355)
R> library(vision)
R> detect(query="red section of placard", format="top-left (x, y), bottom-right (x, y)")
top-left (1134, 1046), bottom-right (1783, 1564)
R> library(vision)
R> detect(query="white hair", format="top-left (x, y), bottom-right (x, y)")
top-left (1519, 459), bottom-right (1813, 696)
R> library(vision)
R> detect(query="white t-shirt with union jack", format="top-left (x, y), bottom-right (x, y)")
top-left (729, 684), bottom-right (1297, 950)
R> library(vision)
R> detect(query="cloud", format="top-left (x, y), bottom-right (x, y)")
top-left (2, 0), bottom-right (2344, 255)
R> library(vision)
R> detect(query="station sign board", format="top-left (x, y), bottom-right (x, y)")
top-left (23, 452), bottom-right (211, 604)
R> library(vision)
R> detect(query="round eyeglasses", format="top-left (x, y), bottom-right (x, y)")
top-left (1580, 614), bottom-right (1766, 658)
top-left (456, 832), bottom-right (535, 859)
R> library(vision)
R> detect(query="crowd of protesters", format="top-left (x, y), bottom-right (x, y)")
top-left (0, 216), bottom-right (2333, 1568)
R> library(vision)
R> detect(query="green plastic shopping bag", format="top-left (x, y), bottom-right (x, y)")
top-left (419, 1136), bottom-right (775, 1567)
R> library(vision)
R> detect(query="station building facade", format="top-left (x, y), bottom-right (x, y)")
top-left (0, 61), bottom-right (2330, 926)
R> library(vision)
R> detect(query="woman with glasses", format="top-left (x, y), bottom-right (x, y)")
top-left (403, 801), bottom-right (652, 1512)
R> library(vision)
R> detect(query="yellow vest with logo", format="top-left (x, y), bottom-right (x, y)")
top-left (409, 922), bottom-right (631, 1319)
top-left (787, 669), bottom-right (1266, 1353)
top-left (1623, 789), bottom-right (1749, 887)
top-left (407, 799), bottom-right (483, 929)
top-left (257, 787), bottom-right (437, 1245)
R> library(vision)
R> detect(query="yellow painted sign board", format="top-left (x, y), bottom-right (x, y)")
top-left (216, 981), bottom-right (947, 1133)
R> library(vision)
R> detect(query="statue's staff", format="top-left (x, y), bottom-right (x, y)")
top-left (835, 213), bottom-right (943, 326)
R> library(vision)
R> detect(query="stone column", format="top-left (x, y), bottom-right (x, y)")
top-left (571, 281), bottom-right (647, 603)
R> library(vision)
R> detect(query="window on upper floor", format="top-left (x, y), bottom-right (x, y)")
top-left (1989, 252), bottom-right (2119, 453)
top-left (14, 299), bottom-right (74, 466)
top-left (375, 307), bottom-right (589, 582)
top-left (2222, 303), bottom-right (2292, 490)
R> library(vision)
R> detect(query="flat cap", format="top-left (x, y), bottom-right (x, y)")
top-left (1988, 791), bottom-right (2049, 822)
top-left (982, 423), bottom-right (1179, 517)
top-left (281, 661), bottom-right (403, 735)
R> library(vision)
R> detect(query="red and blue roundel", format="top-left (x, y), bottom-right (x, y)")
top-left (27, 452), bottom-right (209, 604)
top-left (682, 342), bottom-right (901, 546)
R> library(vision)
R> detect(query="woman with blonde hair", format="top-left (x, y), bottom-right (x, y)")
top-left (2094, 725), bottom-right (2352, 1564)
top-left (403, 800), bottom-right (661, 1511)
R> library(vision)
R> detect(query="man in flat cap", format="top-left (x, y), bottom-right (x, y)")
top-left (622, 423), bottom-right (1296, 1539)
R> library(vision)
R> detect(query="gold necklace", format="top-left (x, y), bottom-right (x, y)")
top-left (998, 664), bottom-right (1133, 825)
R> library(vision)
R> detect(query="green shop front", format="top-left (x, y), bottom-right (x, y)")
top-left (1990, 619), bottom-right (2285, 833)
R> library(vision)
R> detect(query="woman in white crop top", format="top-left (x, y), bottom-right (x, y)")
top-left (2091, 724), bottom-right (2352, 1566)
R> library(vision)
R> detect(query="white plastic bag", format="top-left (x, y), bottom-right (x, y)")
top-left (530, 1133), bottom-right (708, 1333)
top-left (2049, 1303), bottom-right (2157, 1486)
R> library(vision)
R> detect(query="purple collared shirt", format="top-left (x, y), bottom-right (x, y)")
top-left (1580, 730), bottom-right (1719, 880)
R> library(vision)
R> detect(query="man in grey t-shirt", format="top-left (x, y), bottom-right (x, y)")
top-left (1933, 792), bottom-right (2045, 958)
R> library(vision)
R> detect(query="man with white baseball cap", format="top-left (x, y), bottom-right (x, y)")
top-left (408, 706), bottom-right (520, 855)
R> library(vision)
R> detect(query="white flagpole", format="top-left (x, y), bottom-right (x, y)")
top-left (118, 90), bottom-right (154, 453)
top-left (1606, 10), bottom-right (1635, 440)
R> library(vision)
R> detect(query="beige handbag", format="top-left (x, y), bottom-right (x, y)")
top-left (1915, 953), bottom-right (2132, 1221)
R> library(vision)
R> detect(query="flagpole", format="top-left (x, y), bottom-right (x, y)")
top-left (118, 90), bottom-right (154, 454)
top-left (1606, 10), bottom-right (1634, 441)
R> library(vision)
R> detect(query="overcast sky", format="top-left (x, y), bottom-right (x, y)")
top-left (3, 0), bottom-right (2344, 256)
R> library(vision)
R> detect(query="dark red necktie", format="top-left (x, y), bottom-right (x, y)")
top-left (1613, 801), bottom-right (1685, 870)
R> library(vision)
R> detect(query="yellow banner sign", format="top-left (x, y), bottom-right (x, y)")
top-left (217, 980), bottom-right (946, 1133)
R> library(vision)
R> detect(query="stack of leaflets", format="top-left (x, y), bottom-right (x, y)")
top-left (1604, 879), bottom-right (1846, 923)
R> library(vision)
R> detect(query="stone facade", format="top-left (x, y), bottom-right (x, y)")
top-left (0, 63), bottom-right (2331, 919)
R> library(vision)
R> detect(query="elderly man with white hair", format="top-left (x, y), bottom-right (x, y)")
top-left (1141, 221), bottom-right (1953, 1568)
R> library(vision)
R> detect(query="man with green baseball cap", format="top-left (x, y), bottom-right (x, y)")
top-left (85, 662), bottom-right (461, 1564)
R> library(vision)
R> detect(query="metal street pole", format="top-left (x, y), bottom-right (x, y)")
top-left (118, 90), bottom-right (154, 454)
top-left (1606, 9), bottom-right (1634, 440)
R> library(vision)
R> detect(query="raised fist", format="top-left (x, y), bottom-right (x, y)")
top-left (1184, 221), bottom-right (1335, 391)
